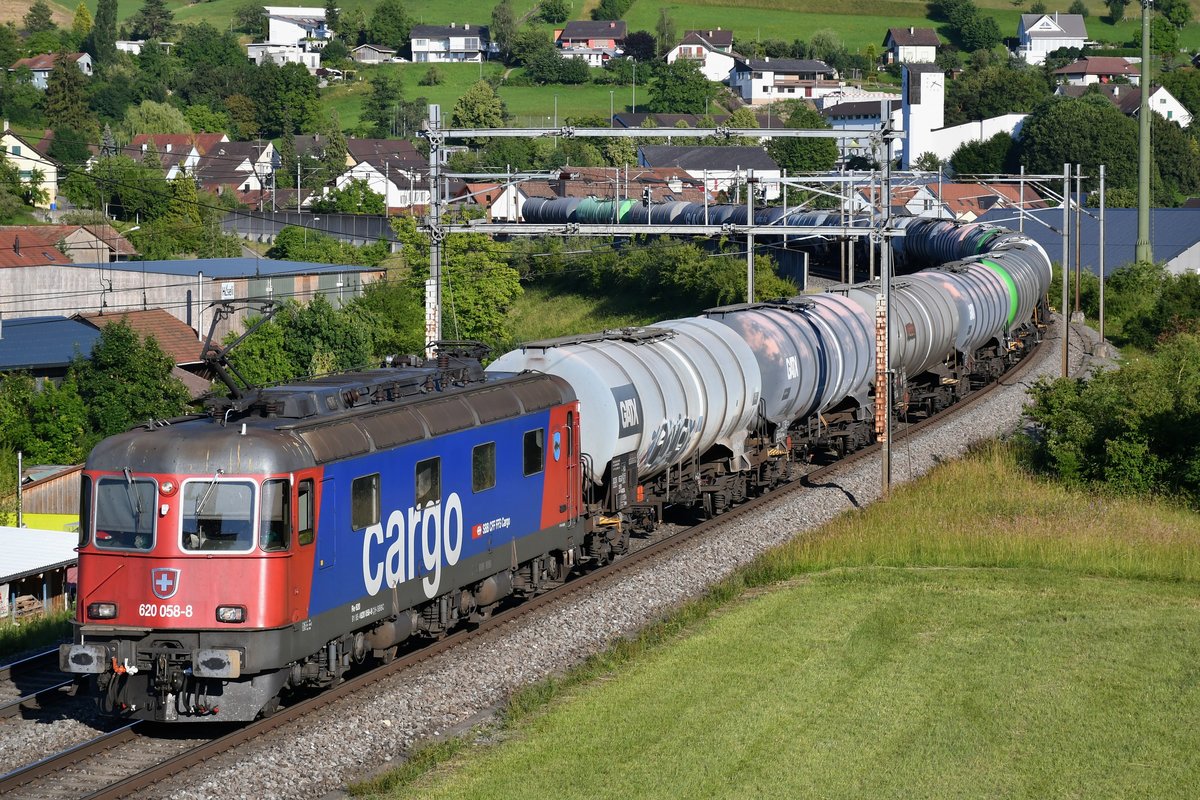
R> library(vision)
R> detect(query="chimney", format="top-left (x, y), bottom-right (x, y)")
top-left (909, 26), bottom-right (914, 34)
top-left (609, 21), bottom-right (615, 28)
top-left (450, 22), bottom-right (455, 28)
top-left (141, 143), bottom-right (147, 153)
top-left (165, 143), bottom-right (172, 152)
top-left (2, 119), bottom-right (7, 132)
top-left (12, 236), bottom-right (18, 256)
top-left (465, 23), bottom-right (469, 30)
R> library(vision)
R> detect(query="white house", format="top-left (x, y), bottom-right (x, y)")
top-left (555, 20), bottom-right (626, 67)
top-left (0, 127), bottom-right (58, 209)
top-left (666, 31), bottom-right (738, 83)
top-left (1053, 56), bottom-right (1140, 86)
top-left (1057, 83), bottom-right (1192, 127)
top-left (246, 42), bottom-right (321, 71)
top-left (114, 40), bottom-right (174, 56)
top-left (264, 6), bottom-right (332, 48)
top-left (882, 27), bottom-right (940, 65)
top-left (730, 57), bottom-right (839, 105)
top-left (901, 64), bottom-right (1026, 169)
top-left (410, 23), bottom-right (487, 63)
top-left (334, 156), bottom-right (430, 210)
top-left (1016, 12), bottom-right (1088, 65)
top-left (8, 53), bottom-right (92, 91)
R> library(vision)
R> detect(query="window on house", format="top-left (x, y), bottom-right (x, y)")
top-left (12, 146), bottom-right (21, 156)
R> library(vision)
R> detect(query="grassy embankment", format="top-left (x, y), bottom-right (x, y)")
top-left (0, 610), bottom-right (72, 662)
top-left (352, 441), bottom-right (1200, 799)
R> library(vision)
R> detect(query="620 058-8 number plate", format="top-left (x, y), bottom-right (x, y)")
top-left (138, 603), bottom-right (194, 618)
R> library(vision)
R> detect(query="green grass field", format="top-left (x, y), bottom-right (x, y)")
top-left (352, 443), bottom-right (1200, 799)
top-left (0, 610), bottom-right (72, 662)
top-left (506, 284), bottom-right (659, 341)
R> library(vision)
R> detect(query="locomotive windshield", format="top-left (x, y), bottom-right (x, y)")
top-left (182, 480), bottom-right (256, 552)
top-left (94, 474), bottom-right (157, 550)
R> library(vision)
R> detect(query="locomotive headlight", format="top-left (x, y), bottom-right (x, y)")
top-left (160, 481), bottom-right (177, 496)
top-left (216, 605), bottom-right (246, 623)
top-left (87, 602), bottom-right (117, 619)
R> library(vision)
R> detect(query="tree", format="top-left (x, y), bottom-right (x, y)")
top-left (949, 131), bottom-right (1018, 175)
top-left (646, 59), bottom-right (719, 114)
top-left (322, 38), bottom-right (350, 63)
top-left (130, 0), bottom-right (175, 40)
top-left (945, 63), bottom-right (1051, 126)
top-left (1019, 95), bottom-right (1138, 191)
top-left (490, 0), bottom-right (516, 61)
top-left (767, 103), bottom-right (838, 173)
top-left (393, 216), bottom-right (523, 345)
top-left (72, 2), bottom-right (93, 39)
top-left (1068, 0), bottom-right (1090, 16)
top-left (312, 178), bottom-right (386, 214)
top-left (184, 104), bottom-right (230, 133)
top-left (1150, 15), bottom-right (1179, 57)
top-left (23, 0), bottom-right (56, 34)
top-left (654, 8), bottom-right (676, 57)
top-left (315, 112), bottom-right (348, 184)
top-left (540, 0), bottom-right (570, 24)
top-left (176, 22), bottom-right (245, 71)
top-left (361, 73), bottom-right (403, 137)
top-left (48, 125), bottom-right (91, 165)
top-left (323, 0), bottom-right (340, 38)
top-left (717, 107), bottom-right (760, 146)
top-left (451, 80), bottom-right (506, 128)
top-left (623, 31), bottom-right (657, 62)
top-left (1159, 0), bottom-right (1193, 28)
top-left (45, 55), bottom-right (96, 138)
top-left (73, 320), bottom-right (191, 443)
top-left (419, 65), bottom-right (444, 85)
top-left (1162, 68), bottom-right (1200, 118)
top-left (1106, 0), bottom-right (1130, 23)
top-left (960, 14), bottom-right (1002, 51)
top-left (234, 0), bottom-right (266, 36)
top-left (123, 100), bottom-right (191, 135)
top-left (91, 0), bottom-right (117, 63)
top-left (367, 0), bottom-right (412, 51)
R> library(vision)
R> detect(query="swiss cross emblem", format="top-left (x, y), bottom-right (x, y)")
top-left (151, 568), bottom-right (180, 600)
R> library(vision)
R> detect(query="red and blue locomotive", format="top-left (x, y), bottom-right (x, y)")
top-left (60, 348), bottom-right (594, 721)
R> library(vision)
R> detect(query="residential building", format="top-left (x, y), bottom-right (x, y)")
top-left (115, 40), bottom-right (174, 55)
top-left (730, 57), bottom-right (839, 105)
top-left (666, 31), bottom-right (738, 83)
top-left (882, 27), bottom-right (940, 65)
top-left (351, 44), bottom-right (397, 64)
top-left (8, 53), bottom-right (92, 90)
top-left (555, 20), bottom-right (626, 67)
top-left (1016, 12), bottom-right (1088, 65)
top-left (0, 127), bottom-right (59, 209)
top-left (684, 28), bottom-right (733, 51)
top-left (1056, 83), bottom-right (1192, 127)
top-left (0, 224), bottom-right (138, 262)
top-left (125, 133), bottom-right (229, 180)
top-left (0, 228), bottom-right (70, 267)
top-left (852, 183), bottom-right (943, 217)
top-left (246, 42), bottom-right (321, 71)
top-left (264, 6), bottom-right (332, 48)
top-left (638, 145), bottom-right (781, 200)
top-left (194, 141), bottom-right (276, 197)
top-left (1053, 56), bottom-right (1140, 86)
top-left (410, 23), bottom-right (487, 63)
top-left (929, 181), bottom-right (1048, 221)
top-left (332, 154), bottom-right (430, 211)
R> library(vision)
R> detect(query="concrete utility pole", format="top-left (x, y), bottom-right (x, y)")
top-left (1136, 0), bottom-right (1154, 263)
top-left (423, 104), bottom-right (443, 357)
top-left (1061, 163), bottom-right (1070, 378)
top-left (746, 174), bottom-right (755, 302)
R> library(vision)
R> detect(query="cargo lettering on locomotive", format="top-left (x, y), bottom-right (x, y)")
top-left (362, 492), bottom-right (465, 599)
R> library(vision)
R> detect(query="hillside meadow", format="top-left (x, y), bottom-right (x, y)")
top-left (352, 442), bottom-right (1200, 800)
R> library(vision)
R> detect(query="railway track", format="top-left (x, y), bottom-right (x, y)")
top-left (0, 323), bottom-right (1057, 800)
top-left (0, 649), bottom-right (76, 719)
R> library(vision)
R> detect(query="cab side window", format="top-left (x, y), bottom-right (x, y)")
top-left (472, 443), bottom-right (496, 492)
top-left (523, 429), bottom-right (544, 476)
top-left (297, 480), bottom-right (314, 545)
top-left (352, 473), bottom-right (380, 529)
top-left (260, 479), bottom-right (291, 552)
top-left (416, 458), bottom-right (441, 507)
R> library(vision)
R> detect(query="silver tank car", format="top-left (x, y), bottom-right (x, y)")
top-left (915, 265), bottom-right (1010, 355)
top-left (830, 275), bottom-right (959, 378)
top-left (487, 320), bottom-right (761, 485)
top-left (702, 294), bottom-right (874, 431)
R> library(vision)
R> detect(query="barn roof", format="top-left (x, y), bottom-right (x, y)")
top-left (0, 527), bottom-right (77, 585)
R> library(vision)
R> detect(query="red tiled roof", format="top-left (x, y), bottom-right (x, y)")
top-left (0, 229), bottom-right (70, 268)
top-left (10, 52), bottom-right (87, 71)
top-left (1054, 56), bottom-right (1139, 76)
top-left (74, 309), bottom-right (202, 365)
top-left (928, 182), bottom-right (1047, 216)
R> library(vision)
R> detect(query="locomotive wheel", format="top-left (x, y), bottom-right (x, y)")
top-left (257, 695), bottom-right (281, 719)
